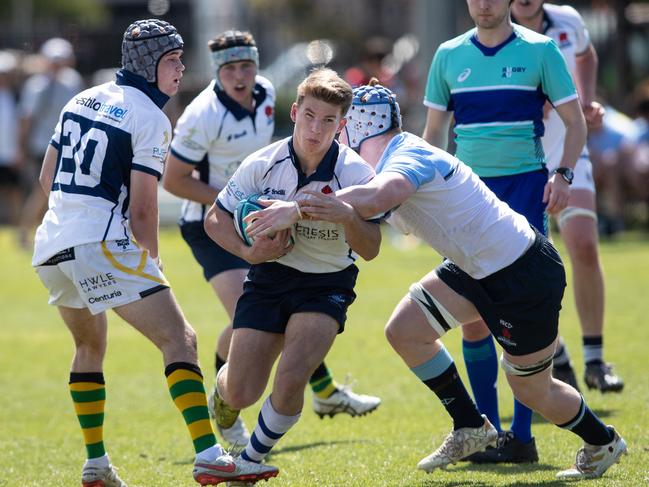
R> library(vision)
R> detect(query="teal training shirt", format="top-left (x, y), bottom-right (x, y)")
top-left (424, 24), bottom-right (577, 177)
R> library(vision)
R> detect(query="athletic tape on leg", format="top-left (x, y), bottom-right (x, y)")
top-left (408, 282), bottom-right (461, 337)
top-left (500, 352), bottom-right (554, 377)
top-left (558, 206), bottom-right (597, 229)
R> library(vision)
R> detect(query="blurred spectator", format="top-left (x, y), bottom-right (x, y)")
top-left (0, 51), bottom-right (22, 225)
top-left (344, 36), bottom-right (397, 89)
top-left (17, 38), bottom-right (83, 248)
top-left (588, 104), bottom-right (637, 235)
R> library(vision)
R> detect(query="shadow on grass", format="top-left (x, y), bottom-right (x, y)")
top-left (419, 479), bottom-right (571, 487)
top-left (498, 408), bottom-right (615, 425)
top-left (170, 439), bottom-right (374, 465)
top-left (267, 438), bottom-right (375, 459)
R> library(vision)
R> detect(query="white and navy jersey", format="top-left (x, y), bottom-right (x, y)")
top-left (515, 4), bottom-right (591, 169)
top-left (170, 76), bottom-right (275, 223)
top-left (379, 133), bottom-right (535, 279)
top-left (217, 137), bottom-right (375, 274)
top-left (32, 79), bottom-right (171, 266)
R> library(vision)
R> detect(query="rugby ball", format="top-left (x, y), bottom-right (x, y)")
top-left (233, 194), bottom-right (265, 246)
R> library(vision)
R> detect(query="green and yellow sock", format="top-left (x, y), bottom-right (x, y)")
top-left (165, 362), bottom-right (217, 454)
top-left (309, 362), bottom-right (338, 399)
top-left (69, 372), bottom-right (106, 459)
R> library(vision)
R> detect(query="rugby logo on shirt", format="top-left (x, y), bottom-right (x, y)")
top-left (501, 66), bottom-right (526, 78)
top-left (557, 31), bottom-right (572, 48)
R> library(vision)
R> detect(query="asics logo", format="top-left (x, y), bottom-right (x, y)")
top-left (440, 398), bottom-right (455, 406)
top-left (196, 461), bottom-right (236, 473)
top-left (457, 68), bottom-right (471, 82)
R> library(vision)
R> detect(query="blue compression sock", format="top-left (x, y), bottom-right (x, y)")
top-left (462, 336), bottom-right (501, 432)
top-left (511, 399), bottom-right (533, 443)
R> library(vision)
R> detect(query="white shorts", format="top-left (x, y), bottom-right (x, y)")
top-left (35, 239), bottom-right (168, 315)
top-left (547, 153), bottom-right (596, 193)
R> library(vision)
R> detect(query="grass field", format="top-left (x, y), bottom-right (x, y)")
top-left (1, 226), bottom-right (648, 486)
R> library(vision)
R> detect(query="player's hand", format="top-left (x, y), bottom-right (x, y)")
top-left (299, 190), bottom-right (356, 224)
top-left (245, 199), bottom-right (301, 239)
top-left (543, 175), bottom-right (570, 215)
top-left (244, 229), bottom-right (294, 264)
top-left (583, 101), bottom-right (605, 132)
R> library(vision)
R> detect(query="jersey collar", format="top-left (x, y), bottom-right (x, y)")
top-left (288, 137), bottom-right (339, 189)
top-left (214, 82), bottom-right (268, 122)
top-left (511, 7), bottom-right (552, 34)
top-left (470, 29), bottom-right (517, 57)
top-left (115, 69), bottom-right (169, 109)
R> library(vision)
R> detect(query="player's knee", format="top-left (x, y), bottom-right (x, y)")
top-left (461, 321), bottom-right (490, 341)
top-left (384, 320), bottom-right (405, 351)
top-left (570, 236), bottom-right (599, 266)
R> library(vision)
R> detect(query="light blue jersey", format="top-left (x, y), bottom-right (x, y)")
top-left (424, 25), bottom-right (577, 177)
top-left (377, 133), bottom-right (534, 279)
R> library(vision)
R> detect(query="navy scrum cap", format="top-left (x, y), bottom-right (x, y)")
top-left (121, 19), bottom-right (184, 83)
top-left (344, 81), bottom-right (401, 151)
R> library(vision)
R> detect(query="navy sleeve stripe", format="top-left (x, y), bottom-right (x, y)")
top-left (50, 139), bottom-right (60, 150)
top-left (216, 199), bottom-right (234, 217)
top-left (170, 147), bottom-right (201, 165)
top-left (132, 164), bottom-right (162, 180)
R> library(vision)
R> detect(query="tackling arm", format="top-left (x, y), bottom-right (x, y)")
top-left (335, 172), bottom-right (417, 220)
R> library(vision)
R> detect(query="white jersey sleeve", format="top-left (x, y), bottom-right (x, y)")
top-left (169, 89), bottom-right (212, 163)
top-left (216, 146), bottom-right (269, 214)
top-left (131, 110), bottom-right (170, 179)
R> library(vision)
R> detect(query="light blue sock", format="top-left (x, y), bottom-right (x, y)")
top-left (462, 336), bottom-right (501, 432)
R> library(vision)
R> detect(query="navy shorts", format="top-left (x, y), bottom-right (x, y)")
top-left (180, 221), bottom-right (249, 281)
top-left (233, 262), bottom-right (359, 334)
top-left (481, 168), bottom-right (549, 236)
top-left (436, 230), bottom-right (566, 356)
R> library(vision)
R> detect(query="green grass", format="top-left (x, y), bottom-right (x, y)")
top-left (1, 227), bottom-right (648, 486)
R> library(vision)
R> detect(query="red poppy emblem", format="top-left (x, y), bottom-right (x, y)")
top-left (265, 106), bottom-right (273, 117)
top-left (321, 185), bottom-right (332, 194)
top-left (559, 32), bottom-right (568, 42)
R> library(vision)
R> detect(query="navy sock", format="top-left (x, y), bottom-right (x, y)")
top-left (462, 336), bottom-right (501, 432)
top-left (412, 347), bottom-right (484, 430)
top-left (558, 397), bottom-right (614, 445)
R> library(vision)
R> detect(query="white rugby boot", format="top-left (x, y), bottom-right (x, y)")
top-left (81, 462), bottom-right (127, 487)
top-left (193, 453), bottom-right (278, 486)
top-left (417, 416), bottom-right (498, 472)
top-left (556, 428), bottom-right (627, 480)
top-left (312, 378), bottom-right (381, 418)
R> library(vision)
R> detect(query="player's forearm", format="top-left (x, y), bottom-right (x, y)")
top-left (204, 204), bottom-right (250, 260)
top-left (560, 118), bottom-right (587, 170)
top-left (162, 172), bottom-right (218, 206)
top-left (39, 145), bottom-right (58, 196)
top-left (343, 218), bottom-right (381, 261)
top-left (130, 208), bottom-right (159, 259)
top-left (575, 45), bottom-right (598, 107)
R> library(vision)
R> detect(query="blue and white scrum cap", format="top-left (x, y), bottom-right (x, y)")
top-left (121, 19), bottom-right (184, 83)
top-left (344, 82), bottom-right (401, 151)
top-left (209, 30), bottom-right (259, 90)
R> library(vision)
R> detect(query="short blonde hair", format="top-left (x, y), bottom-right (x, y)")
top-left (296, 68), bottom-right (353, 116)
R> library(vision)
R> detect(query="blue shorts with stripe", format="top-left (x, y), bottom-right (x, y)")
top-left (481, 168), bottom-right (549, 236)
top-left (180, 221), bottom-right (249, 281)
top-left (436, 229), bottom-right (566, 356)
top-left (233, 262), bottom-right (358, 334)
